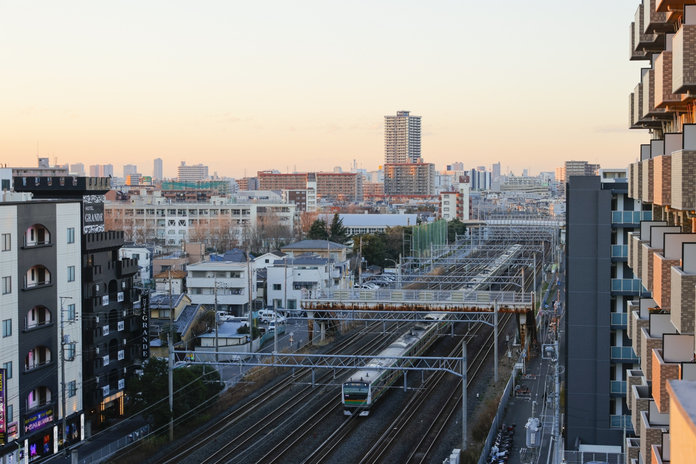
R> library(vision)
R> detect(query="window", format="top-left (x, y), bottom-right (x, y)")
top-left (67, 228), bottom-right (75, 244)
top-left (132, 253), bottom-right (140, 260)
top-left (65, 342), bottom-right (76, 361)
top-left (3, 361), bottom-right (12, 379)
top-left (1, 233), bottom-right (10, 251)
top-left (273, 284), bottom-right (282, 291)
top-left (68, 266), bottom-right (75, 282)
top-left (288, 300), bottom-right (297, 309)
top-left (2, 319), bottom-right (11, 337)
top-left (2, 277), bottom-right (10, 295)
top-left (6, 404), bottom-right (12, 423)
top-left (67, 304), bottom-right (76, 321)
top-left (68, 380), bottom-right (77, 397)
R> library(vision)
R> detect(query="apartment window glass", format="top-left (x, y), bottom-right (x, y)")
top-left (68, 380), bottom-right (77, 397)
top-left (2, 319), bottom-right (11, 337)
top-left (2, 361), bottom-right (12, 379)
top-left (67, 304), bottom-right (76, 321)
top-left (7, 404), bottom-right (12, 422)
top-left (288, 299), bottom-right (297, 309)
top-left (67, 228), bottom-right (75, 244)
top-left (273, 284), bottom-right (281, 291)
top-left (1, 233), bottom-right (10, 251)
top-left (66, 342), bottom-right (76, 361)
top-left (68, 266), bottom-right (75, 282)
top-left (2, 276), bottom-right (10, 295)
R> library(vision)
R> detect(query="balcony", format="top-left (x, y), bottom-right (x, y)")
top-left (641, 313), bottom-right (676, 381)
top-left (117, 258), bottom-right (139, 277)
top-left (632, 384), bottom-right (652, 435)
top-left (610, 414), bottom-right (633, 429)
top-left (644, 0), bottom-right (671, 34)
top-left (610, 380), bottom-right (627, 397)
top-left (22, 224), bottom-right (52, 249)
top-left (612, 210), bottom-right (653, 225)
top-left (26, 386), bottom-right (53, 414)
top-left (653, 252), bottom-right (680, 309)
top-left (611, 278), bottom-right (643, 293)
top-left (639, 406), bottom-right (670, 464)
top-left (25, 346), bottom-right (52, 372)
top-left (611, 245), bottom-right (628, 261)
top-left (84, 230), bottom-right (124, 252)
top-left (671, 149), bottom-right (696, 210)
top-left (672, 21), bottom-right (696, 93)
top-left (24, 306), bottom-right (52, 332)
top-left (656, 50), bottom-right (682, 111)
top-left (629, 162), bottom-right (642, 199)
top-left (611, 346), bottom-right (640, 363)
top-left (644, 69), bottom-right (669, 120)
top-left (630, 23), bottom-right (649, 61)
top-left (671, 246), bottom-right (696, 333)
top-left (627, 369), bottom-right (646, 407)
top-left (611, 312), bottom-right (628, 328)
top-left (653, 341), bottom-right (691, 413)
top-left (23, 265), bottom-right (52, 291)
top-left (85, 265), bottom-right (103, 283)
top-left (630, 299), bottom-right (653, 356)
top-left (626, 437), bottom-right (641, 464)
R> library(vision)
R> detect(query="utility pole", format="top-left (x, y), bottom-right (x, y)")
top-left (494, 299), bottom-right (498, 383)
top-left (247, 251), bottom-right (253, 354)
top-left (214, 281), bottom-right (219, 368)
top-left (59, 296), bottom-right (73, 455)
top-left (462, 340), bottom-right (467, 451)
top-left (168, 333), bottom-right (174, 441)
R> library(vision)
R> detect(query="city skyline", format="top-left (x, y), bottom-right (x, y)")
top-left (1, 1), bottom-right (644, 178)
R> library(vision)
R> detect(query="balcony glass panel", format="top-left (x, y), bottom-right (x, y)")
top-left (611, 346), bottom-right (640, 362)
top-left (610, 414), bottom-right (632, 428)
top-left (611, 279), bottom-right (642, 292)
top-left (611, 312), bottom-right (628, 326)
top-left (611, 245), bottom-right (628, 258)
top-left (610, 380), bottom-right (627, 394)
top-left (611, 211), bottom-right (652, 224)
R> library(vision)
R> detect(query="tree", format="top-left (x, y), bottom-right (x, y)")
top-left (295, 211), bottom-right (319, 241)
top-left (447, 218), bottom-right (467, 243)
top-left (236, 324), bottom-right (262, 340)
top-left (328, 213), bottom-right (348, 244)
top-left (307, 219), bottom-right (329, 240)
top-left (126, 357), bottom-right (223, 430)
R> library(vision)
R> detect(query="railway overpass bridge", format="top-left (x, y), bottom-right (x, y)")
top-left (300, 288), bottom-right (536, 348)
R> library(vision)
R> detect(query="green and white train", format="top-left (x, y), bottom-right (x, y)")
top-left (342, 315), bottom-right (448, 416)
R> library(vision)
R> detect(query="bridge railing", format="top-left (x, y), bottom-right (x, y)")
top-left (302, 289), bottom-right (532, 307)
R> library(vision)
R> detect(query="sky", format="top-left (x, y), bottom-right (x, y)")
top-left (0, 0), bottom-right (648, 179)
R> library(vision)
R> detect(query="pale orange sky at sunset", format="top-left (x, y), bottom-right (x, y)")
top-left (1, 1), bottom-right (648, 179)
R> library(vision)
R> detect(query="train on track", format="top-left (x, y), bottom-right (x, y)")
top-left (342, 315), bottom-right (448, 416)
top-left (461, 244), bottom-right (523, 291)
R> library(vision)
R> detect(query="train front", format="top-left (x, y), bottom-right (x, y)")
top-left (342, 381), bottom-right (370, 416)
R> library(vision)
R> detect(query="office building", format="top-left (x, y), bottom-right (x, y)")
top-left (384, 163), bottom-right (435, 196)
top-left (492, 162), bottom-right (501, 181)
top-left (384, 111), bottom-right (421, 164)
top-left (89, 165), bottom-right (113, 178)
top-left (153, 158), bottom-right (163, 181)
top-left (123, 164), bottom-right (137, 179)
top-left (565, 169), bottom-right (647, 449)
top-left (177, 162), bottom-right (209, 182)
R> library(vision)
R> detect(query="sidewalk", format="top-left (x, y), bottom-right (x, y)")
top-left (47, 417), bottom-right (148, 464)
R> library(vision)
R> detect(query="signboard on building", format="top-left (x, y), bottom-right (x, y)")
top-left (141, 292), bottom-right (150, 359)
top-left (0, 369), bottom-right (5, 444)
top-left (24, 408), bottom-right (54, 434)
top-left (82, 195), bottom-right (105, 234)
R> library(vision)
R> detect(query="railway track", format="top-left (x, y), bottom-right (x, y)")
top-left (145, 320), bottom-right (402, 464)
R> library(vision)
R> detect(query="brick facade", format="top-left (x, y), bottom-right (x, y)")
top-left (653, 154), bottom-right (671, 206)
top-left (652, 349), bottom-right (681, 413)
top-left (671, 150), bottom-right (696, 211)
top-left (670, 267), bottom-right (696, 334)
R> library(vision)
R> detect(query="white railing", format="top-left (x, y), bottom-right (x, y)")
top-left (303, 289), bottom-right (532, 306)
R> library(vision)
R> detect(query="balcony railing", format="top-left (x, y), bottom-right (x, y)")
top-left (611, 279), bottom-right (642, 293)
top-left (24, 358), bottom-right (52, 372)
top-left (23, 277), bottom-right (52, 290)
top-left (610, 380), bottom-right (627, 395)
top-left (612, 210), bottom-right (652, 224)
top-left (611, 312), bottom-right (628, 327)
top-left (610, 414), bottom-right (633, 429)
top-left (611, 346), bottom-right (640, 363)
top-left (611, 245), bottom-right (629, 258)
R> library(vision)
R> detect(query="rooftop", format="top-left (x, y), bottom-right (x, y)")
top-left (282, 240), bottom-right (346, 250)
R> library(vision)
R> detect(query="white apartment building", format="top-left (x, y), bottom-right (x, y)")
top-left (178, 162), bottom-right (209, 182)
top-left (185, 251), bottom-right (257, 316)
top-left (384, 110), bottom-right (421, 164)
top-left (119, 245), bottom-right (153, 283)
top-left (153, 158), bottom-right (163, 181)
top-left (266, 254), bottom-right (350, 310)
top-left (104, 194), bottom-right (295, 245)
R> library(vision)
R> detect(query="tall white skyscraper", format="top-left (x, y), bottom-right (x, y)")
top-left (384, 110), bottom-right (421, 164)
top-left (153, 158), bottom-right (163, 180)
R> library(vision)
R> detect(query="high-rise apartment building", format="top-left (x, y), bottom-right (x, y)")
top-left (178, 162), bottom-right (209, 182)
top-left (565, 169), bottom-right (646, 449)
top-left (89, 165), bottom-right (113, 178)
top-left (257, 171), bottom-right (363, 201)
top-left (153, 158), bottom-right (163, 181)
top-left (492, 162), bottom-right (501, 180)
top-left (123, 164), bottom-right (138, 179)
top-left (384, 111), bottom-right (421, 164)
top-left (70, 163), bottom-right (85, 176)
top-left (383, 163), bottom-right (435, 196)
top-left (568, 4), bottom-right (696, 463)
